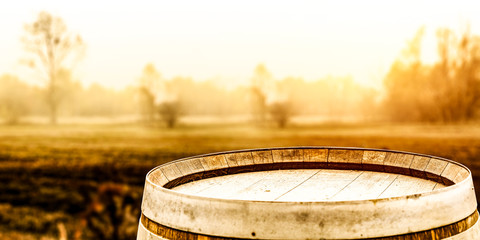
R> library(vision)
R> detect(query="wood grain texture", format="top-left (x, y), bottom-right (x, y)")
top-left (272, 149), bottom-right (304, 163)
top-left (148, 169), bottom-right (169, 187)
top-left (200, 155), bottom-right (229, 171)
top-left (409, 156), bottom-right (430, 179)
top-left (277, 169), bottom-right (362, 201)
top-left (175, 158), bottom-right (204, 175)
top-left (160, 163), bottom-right (183, 181)
top-left (251, 150), bottom-right (273, 164)
top-left (425, 158), bottom-right (449, 182)
top-left (304, 148), bottom-right (328, 162)
top-left (140, 211), bottom-right (479, 240)
top-left (329, 171), bottom-right (398, 201)
top-left (362, 151), bottom-right (387, 165)
top-left (224, 152), bottom-right (254, 167)
top-left (384, 153), bottom-right (414, 175)
top-left (172, 169), bottom-right (445, 202)
top-left (379, 174), bottom-right (437, 199)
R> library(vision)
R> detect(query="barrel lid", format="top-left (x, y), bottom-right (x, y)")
top-left (141, 147), bottom-right (477, 239)
top-left (172, 168), bottom-right (446, 202)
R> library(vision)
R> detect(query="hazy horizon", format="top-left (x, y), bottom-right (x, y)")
top-left (1, 1), bottom-right (480, 90)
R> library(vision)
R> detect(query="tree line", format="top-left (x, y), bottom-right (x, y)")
top-left (383, 27), bottom-right (480, 122)
top-left (1, 12), bottom-right (480, 126)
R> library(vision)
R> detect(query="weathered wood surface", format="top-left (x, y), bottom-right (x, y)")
top-left (173, 169), bottom-right (443, 201)
top-left (138, 211), bottom-right (480, 239)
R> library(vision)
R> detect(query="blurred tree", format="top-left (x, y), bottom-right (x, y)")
top-left (0, 75), bottom-right (31, 124)
top-left (158, 101), bottom-right (181, 128)
top-left (250, 64), bottom-right (271, 125)
top-left (269, 101), bottom-right (291, 128)
top-left (383, 27), bottom-right (431, 122)
top-left (383, 26), bottom-right (480, 122)
top-left (138, 63), bottom-right (161, 124)
top-left (23, 11), bottom-right (84, 124)
top-left (432, 28), bottom-right (480, 121)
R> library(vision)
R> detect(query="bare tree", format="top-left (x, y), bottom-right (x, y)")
top-left (138, 63), bottom-right (161, 124)
top-left (23, 11), bottom-right (84, 124)
top-left (0, 75), bottom-right (31, 124)
top-left (249, 64), bottom-right (271, 125)
top-left (269, 100), bottom-right (291, 128)
top-left (383, 26), bottom-right (480, 122)
top-left (158, 101), bottom-right (182, 128)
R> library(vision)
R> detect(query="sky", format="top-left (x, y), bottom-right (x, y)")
top-left (0, 1), bottom-right (480, 90)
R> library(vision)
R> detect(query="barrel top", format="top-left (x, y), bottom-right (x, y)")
top-left (141, 147), bottom-right (477, 239)
top-left (172, 169), bottom-right (446, 202)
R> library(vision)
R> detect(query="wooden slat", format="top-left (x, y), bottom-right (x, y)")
top-left (329, 171), bottom-right (398, 201)
top-left (425, 158), bottom-right (449, 182)
top-left (277, 169), bottom-right (362, 201)
top-left (379, 174), bottom-right (438, 199)
top-left (272, 149), bottom-right (304, 163)
top-left (441, 163), bottom-right (463, 185)
top-left (148, 169), bottom-right (169, 186)
top-left (328, 149), bottom-right (364, 164)
top-left (160, 164), bottom-right (183, 181)
top-left (173, 174), bottom-right (241, 194)
top-left (303, 149), bottom-right (328, 162)
top-left (410, 156), bottom-right (431, 178)
top-left (453, 168), bottom-right (470, 183)
top-left (384, 153), bottom-right (414, 175)
top-left (251, 150), bottom-right (273, 164)
top-left (200, 155), bottom-right (229, 171)
top-left (175, 158), bottom-right (204, 175)
top-left (232, 169), bottom-right (318, 201)
top-left (224, 152), bottom-right (254, 167)
top-left (194, 171), bottom-right (275, 199)
top-left (362, 150), bottom-right (386, 165)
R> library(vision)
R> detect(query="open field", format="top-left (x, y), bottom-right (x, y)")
top-left (1, 122), bottom-right (480, 239)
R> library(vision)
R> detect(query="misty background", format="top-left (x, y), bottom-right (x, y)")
top-left (2, 1), bottom-right (480, 240)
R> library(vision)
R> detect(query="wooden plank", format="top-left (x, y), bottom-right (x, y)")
top-left (195, 171), bottom-right (278, 199)
top-left (362, 150), bottom-right (386, 165)
top-left (251, 150), bottom-right (273, 164)
top-left (379, 174), bottom-right (438, 199)
top-left (175, 158), bottom-right (204, 175)
top-left (304, 149), bottom-right (328, 162)
top-left (453, 168), bottom-right (470, 183)
top-left (148, 169), bottom-right (169, 186)
top-left (328, 149), bottom-right (363, 168)
top-left (197, 170), bottom-right (319, 201)
top-left (173, 173), bottom-right (256, 195)
top-left (226, 169), bottom-right (318, 201)
top-left (329, 171), bottom-right (398, 201)
top-left (160, 163), bottom-right (183, 181)
top-left (272, 149), bottom-right (304, 163)
top-left (424, 158), bottom-right (449, 182)
top-left (224, 152), bottom-right (254, 167)
top-left (200, 155), bottom-right (229, 171)
top-left (384, 153), bottom-right (414, 175)
top-left (410, 156), bottom-right (431, 178)
top-left (277, 169), bottom-right (362, 201)
top-left (440, 163), bottom-right (463, 185)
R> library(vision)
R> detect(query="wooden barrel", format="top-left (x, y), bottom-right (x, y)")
top-left (137, 147), bottom-right (479, 239)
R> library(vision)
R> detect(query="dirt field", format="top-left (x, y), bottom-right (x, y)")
top-left (1, 122), bottom-right (480, 239)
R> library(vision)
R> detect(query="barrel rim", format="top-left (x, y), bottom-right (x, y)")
top-left (146, 146), bottom-right (471, 204)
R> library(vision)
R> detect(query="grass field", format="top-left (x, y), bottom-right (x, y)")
top-left (1, 122), bottom-right (480, 239)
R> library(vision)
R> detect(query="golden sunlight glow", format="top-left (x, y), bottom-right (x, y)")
top-left (0, 0), bottom-right (479, 89)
